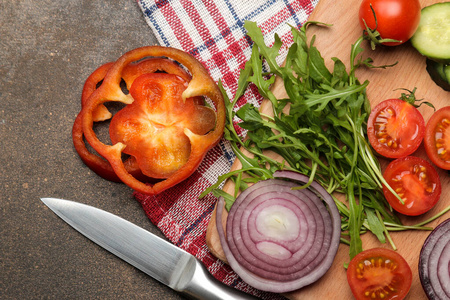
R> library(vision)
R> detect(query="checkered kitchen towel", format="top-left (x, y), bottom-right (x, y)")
top-left (134, 1), bottom-right (318, 298)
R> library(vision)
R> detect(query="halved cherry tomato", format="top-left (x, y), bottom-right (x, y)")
top-left (359, 0), bottom-right (421, 46)
top-left (347, 248), bottom-right (412, 300)
top-left (383, 156), bottom-right (441, 216)
top-left (367, 98), bottom-right (425, 158)
top-left (424, 106), bottom-right (450, 170)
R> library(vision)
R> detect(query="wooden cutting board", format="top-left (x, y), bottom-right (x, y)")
top-left (206, 0), bottom-right (450, 299)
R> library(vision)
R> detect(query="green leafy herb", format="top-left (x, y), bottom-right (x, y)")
top-left (201, 21), bottom-right (442, 260)
top-left (396, 87), bottom-right (436, 110)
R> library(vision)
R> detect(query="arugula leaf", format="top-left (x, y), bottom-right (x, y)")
top-left (236, 103), bottom-right (264, 131)
top-left (365, 208), bottom-right (386, 243)
top-left (244, 20), bottom-right (283, 76)
top-left (211, 21), bottom-right (439, 261)
top-left (308, 45), bottom-right (332, 85)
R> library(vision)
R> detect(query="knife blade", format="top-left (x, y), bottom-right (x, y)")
top-left (40, 197), bottom-right (256, 300)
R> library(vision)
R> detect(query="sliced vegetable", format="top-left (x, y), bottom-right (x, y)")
top-left (419, 218), bottom-right (450, 300)
top-left (72, 58), bottom-right (198, 183)
top-left (81, 62), bottom-right (115, 122)
top-left (445, 64), bottom-right (450, 83)
top-left (72, 62), bottom-right (136, 183)
top-left (80, 46), bottom-right (226, 195)
top-left (347, 248), bottom-right (412, 300)
top-left (424, 106), bottom-right (450, 170)
top-left (109, 72), bottom-right (216, 179)
top-left (426, 58), bottom-right (450, 91)
top-left (411, 2), bottom-right (450, 63)
top-left (383, 156), bottom-right (441, 216)
top-left (367, 98), bottom-right (425, 158)
top-left (215, 171), bottom-right (340, 293)
top-left (359, 0), bottom-right (421, 48)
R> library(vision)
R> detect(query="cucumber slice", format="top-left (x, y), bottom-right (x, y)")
top-left (426, 59), bottom-right (450, 91)
top-left (445, 65), bottom-right (450, 83)
top-left (411, 3), bottom-right (450, 63)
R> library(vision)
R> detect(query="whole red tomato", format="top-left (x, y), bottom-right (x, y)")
top-left (359, 0), bottom-right (421, 46)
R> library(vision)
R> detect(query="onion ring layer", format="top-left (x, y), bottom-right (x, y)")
top-left (419, 218), bottom-right (450, 300)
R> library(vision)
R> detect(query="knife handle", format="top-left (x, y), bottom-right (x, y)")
top-left (176, 258), bottom-right (259, 300)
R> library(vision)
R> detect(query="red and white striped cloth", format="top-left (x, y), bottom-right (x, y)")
top-left (135, 1), bottom-right (318, 298)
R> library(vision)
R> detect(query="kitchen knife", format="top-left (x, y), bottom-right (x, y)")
top-left (40, 197), bottom-right (257, 300)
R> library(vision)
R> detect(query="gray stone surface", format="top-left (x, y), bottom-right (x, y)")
top-left (1, 1), bottom-right (184, 299)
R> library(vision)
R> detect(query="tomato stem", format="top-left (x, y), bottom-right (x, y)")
top-left (396, 87), bottom-right (436, 110)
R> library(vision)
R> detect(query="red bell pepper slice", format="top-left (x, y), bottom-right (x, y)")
top-left (72, 57), bottom-right (201, 183)
top-left (109, 72), bottom-right (216, 179)
top-left (80, 46), bottom-right (226, 195)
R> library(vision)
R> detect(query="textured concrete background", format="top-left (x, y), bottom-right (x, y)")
top-left (1, 1), bottom-right (184, 299)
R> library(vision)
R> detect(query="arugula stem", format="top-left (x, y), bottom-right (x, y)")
top-left (409, 205), bottom-right (450, 227)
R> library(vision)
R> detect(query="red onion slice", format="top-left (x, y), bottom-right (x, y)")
top-left (243, 194), bottom-right (312, 254)
top-left (230, 189), bottom-right (326, 280)
top-left (216, 170), bottom-right (341, 293)
top-left (419, 218), bottom-right (450, 300)
top-left (438, 242), bottom-right (450, 296)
